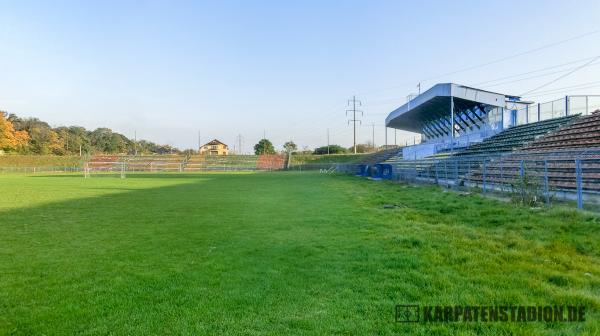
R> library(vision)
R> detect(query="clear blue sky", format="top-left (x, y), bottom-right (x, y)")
top-left (1, 0), bottom-right (600, 151)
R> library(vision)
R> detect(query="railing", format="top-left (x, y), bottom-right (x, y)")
top-left (514, 95), bottom-right (600, 125)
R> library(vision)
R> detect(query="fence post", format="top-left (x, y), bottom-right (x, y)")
top-left (544, 160), bottom-right (549, 205)
top-left (444, 161), bottom-right (448, 182)
top-left (576, 159), bottom-right (583, 209)
top-left (586, 96), bottom-right (589, 115)
top-left (482, 160), bottom-right (487, 193)
top-left (520, 160), bottom-right (525, 200)
top-left (466, 161), bottom-right (470, 188)
top-left (454, 160), bottom-right (459, 187)
top-left (499, 163), bottom-right (504, 192)
top-left (520, 160), bottom-right (525, 179)
top-left (413, 160), bottom-right (417, 182)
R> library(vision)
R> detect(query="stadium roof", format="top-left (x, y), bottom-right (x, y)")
top-left (385, 83), bottom-right (512, 133)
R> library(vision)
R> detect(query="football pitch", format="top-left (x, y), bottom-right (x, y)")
top-left (1, 172), bottom-right (599, 335)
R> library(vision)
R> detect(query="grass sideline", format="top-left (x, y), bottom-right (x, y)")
top-left (0, 172), bottom-right (599, 335)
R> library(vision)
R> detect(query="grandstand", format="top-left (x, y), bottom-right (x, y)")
top-left (450, 115), bottom-right (579, 157)
top-left (125, 155), bottom-right (185, 171)
top-left (468, 111), bottom-right (600, 192)
top-left (86, 154), bottom-right (185, 172)
top-left (375, 83), bottom-right (600, 208)
top-left (86, 154), bottom-right (287, 173)
top-left (520, 111), bottom-right (600, 151)
top-left (184, 155), bottom-right (260, 171)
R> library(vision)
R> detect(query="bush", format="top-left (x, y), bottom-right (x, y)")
top-left (313, 145), bottom-right (347, 155)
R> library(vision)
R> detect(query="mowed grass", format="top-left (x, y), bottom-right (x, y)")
top-left (0, 172), bottom-right (599, 335)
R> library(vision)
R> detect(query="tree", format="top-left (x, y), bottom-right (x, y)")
top-left (313, 145), bottom-right (347, 155)
top-left (254, 138), bottom-right (275, 155)
top-left (3, 112), bottom-right (182, 155)
top-left (66, 126), bottom-right (92, 155)
top-left (0, 112), bottom-right (29, 151)
top-left (283, 141), bottom-right (297, 153)
top-left (10, 117), bottom-right (64, 154)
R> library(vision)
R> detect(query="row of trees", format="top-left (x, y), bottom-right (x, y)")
top-left (0, 112), bottom-right (179, 155)
top-left (253, 138), bottom-right (379, 156)
top-left (2, 111), bottom-right (385, 156)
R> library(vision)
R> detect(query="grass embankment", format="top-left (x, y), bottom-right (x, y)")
top-left (291, 153), bottom-right (365, 165)
top-left (0, 172), bottom-right (598, 335)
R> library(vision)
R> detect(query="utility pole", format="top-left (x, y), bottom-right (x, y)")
top-left (236, 134), bottom-right (243, 154)
top-left (417, 82), bottom-right (421, 95)
top-left (372, 124), bottom-right (375, 150)
top-left (134, 131), bottom-right (137, 156)
top-left (327, 128), bottom-right (330, 155)
top-left (366, 123), bottom-right (376, 150)
top-left (198, 131), bottom-right (201, 152)
top-left (346, 95), bottom-right (362, 154)
top-left (384, 126), bottom-right (387, 148)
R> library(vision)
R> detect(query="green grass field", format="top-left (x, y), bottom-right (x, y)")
top-left (1, 172), bottom-right (599, 335)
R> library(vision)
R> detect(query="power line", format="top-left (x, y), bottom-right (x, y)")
top-left (357, 28), bottom-right (600, 96)
top-left (523, 81), bottom-right (600, 98)
top-left (520, 56), bottom-right (600, 96)
top-left (420, 29), bottom-right (600, 83)
top-left (359, 55), bottom-right (600, 108)
top-left (481, 62), bottom-right (600, 89)
top-left (472, 55), bottom-right (600, 86)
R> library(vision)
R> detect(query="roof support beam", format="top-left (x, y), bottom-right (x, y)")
top-left (422, 124), bottom-right (436, 138)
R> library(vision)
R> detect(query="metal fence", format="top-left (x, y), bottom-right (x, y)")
top-left (0, 166), bottom-right (82, 173)
top-left (337, 148), bottom-right (600, 212)
top-left (514, 95), bottom-right (600, 125)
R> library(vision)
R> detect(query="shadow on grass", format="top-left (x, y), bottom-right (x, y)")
top-left (0, 172), bottom-right (345, 334)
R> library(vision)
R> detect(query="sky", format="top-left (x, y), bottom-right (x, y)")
top-left (1, 0), bottom-right (600, 152)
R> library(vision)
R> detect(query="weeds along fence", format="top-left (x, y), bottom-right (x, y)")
top-left (338, 149), bottom-right (600, 212)
top-left (0, 166), bottom-right (82, 173)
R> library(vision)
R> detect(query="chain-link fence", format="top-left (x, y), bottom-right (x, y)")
top-left (337, 148), bottom-right (600, 212)
top-left (0, 166), bottom-right (82, 173)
